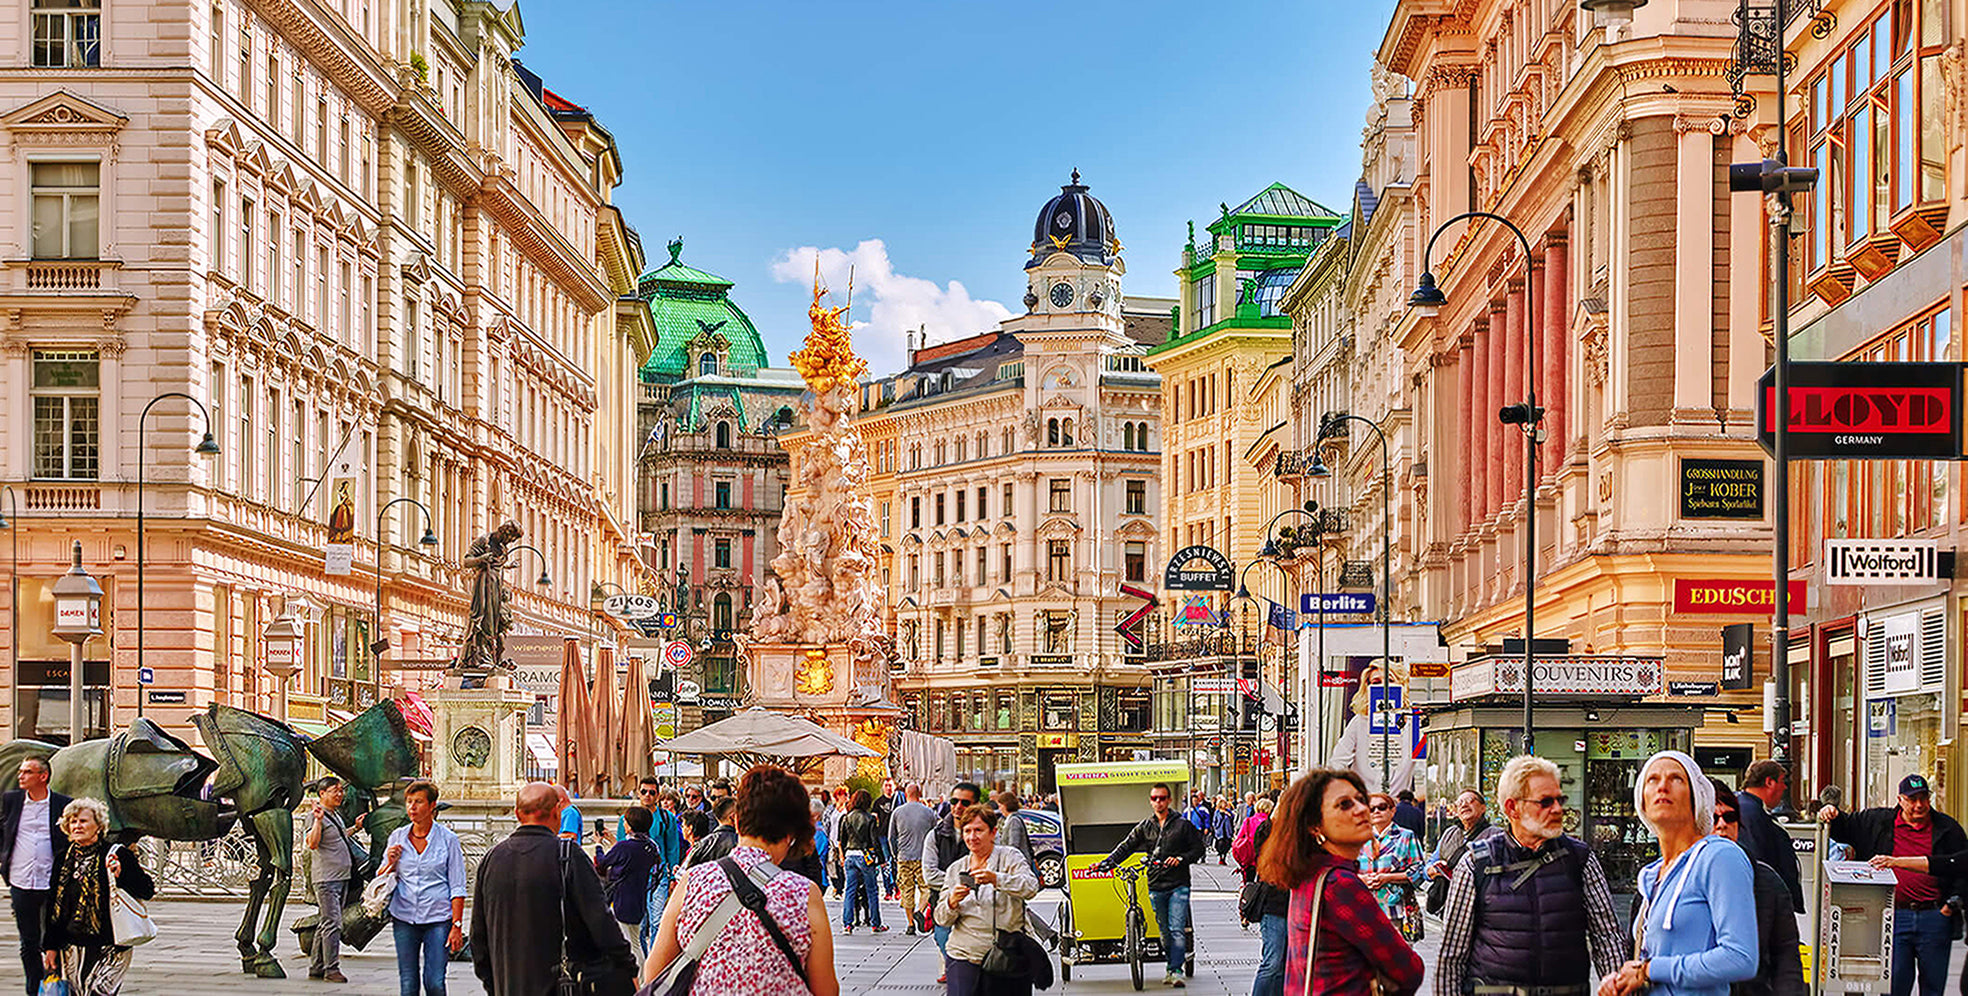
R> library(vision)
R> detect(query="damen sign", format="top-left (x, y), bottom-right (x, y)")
top-left (1164, 545), bottom-right (1233, 590)
top-left (1756, 362), bottom-right (1961, 459)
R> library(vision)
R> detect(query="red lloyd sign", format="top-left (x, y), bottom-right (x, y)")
top-left (1757, 362), bottom-right (1961, 459)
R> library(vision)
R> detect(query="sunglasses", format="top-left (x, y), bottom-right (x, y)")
top-left (1369, 803), bottom-right (1393, 812)
top-left (1149, 795), bottom-right (1170, 802)
top-left (1525, 795), bottom-right (1566, 810)
top-left (639, 789), bottom-right (661, 796)
top-left (1332, 795), bottom-right (1368, 811)
top-left (1716, 810), bottom-right (1740, 824)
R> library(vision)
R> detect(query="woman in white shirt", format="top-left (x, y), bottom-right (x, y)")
top-left (935, 805), bottom-right (1040, 996)
top-left (378, 780), bottom-right (468, 996)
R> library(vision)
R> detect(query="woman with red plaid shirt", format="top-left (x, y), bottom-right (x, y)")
top-left (1258, 768), bottom-right (1424, 996)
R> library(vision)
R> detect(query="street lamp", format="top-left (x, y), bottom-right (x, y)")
top-left (135, 392), bottom-right (219, 718)
top-left (263, 602), bottom-right (303, 718)
top-left (1236, 555), bottom-right (1294, 790)
top-left (1410, 210), bottom-right (1541, 752)
top-left (1311, 412), bottom-right (1395, 789)
top-left (50, 541), bottom-right (103, 744)
top-left (372, 498), bottom-right (439, 657)
top-left (2, 487), bottom-right (17, 708)
top-left (506, 544), bottom-right (553, 589)
top-left (1257, 503), bottom-right (1322, 774)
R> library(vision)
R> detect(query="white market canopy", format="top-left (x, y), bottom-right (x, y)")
top-left (651, 707), bottom-right (879, 766)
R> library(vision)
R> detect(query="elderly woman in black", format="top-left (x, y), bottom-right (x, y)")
top-left (41, 797), bottom-right (154, 996)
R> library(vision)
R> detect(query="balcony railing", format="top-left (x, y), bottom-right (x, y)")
top-left (9, 259), bottom-right (120, 293)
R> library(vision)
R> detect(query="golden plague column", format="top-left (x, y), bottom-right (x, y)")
top-left (744, 281), bottom-right (898, 781)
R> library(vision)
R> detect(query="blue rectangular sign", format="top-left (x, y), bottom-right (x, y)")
top-left (1300, 592), bottom-right (1376, 616)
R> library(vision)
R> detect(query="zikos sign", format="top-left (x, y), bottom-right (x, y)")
top-left (1757, 362), bottom-right (1961, 459)
top-left (1673, 579), bottom-right (1808, 614)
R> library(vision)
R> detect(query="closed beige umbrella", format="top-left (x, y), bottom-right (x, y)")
top-left (619, 653), bottom-right (650, 788)
top-left (590, 644), bottom-right (617, 797)
top-left (556, 637), bottom-right (595, 791)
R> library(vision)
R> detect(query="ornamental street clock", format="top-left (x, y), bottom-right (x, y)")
top-left (1050, 282), bottom-right (1074, 308)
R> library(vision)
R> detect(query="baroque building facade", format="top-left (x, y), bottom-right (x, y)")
top-left (784, 176), bottom-right (1168, 794)
top-left (636, 239), bottom-right (802, 727)
top-left (0, 0), bottom-right (650, 745)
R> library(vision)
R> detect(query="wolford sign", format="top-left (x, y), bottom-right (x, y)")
top-left (1452, 655), bottom-right (1664, 701)
top-left (1673, 578), bottom-right (1809, 614)
top-left (1757, 362), bottom-right (1961, 459)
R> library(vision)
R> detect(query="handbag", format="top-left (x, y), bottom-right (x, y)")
top-left (1239, 873), bottom-right (1266, 924)
top-left (360, 870), bottom-right (397, 918)
top-left (36, 976), bottom-right (67, 996)
top-left (556, 840), bottom-right (636, 996)
top-left (109, 885), bottom-right (157, 947)
top-left (976, 857), bottom-right (1025, 979)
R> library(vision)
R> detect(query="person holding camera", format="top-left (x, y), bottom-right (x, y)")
top-left (936, 805), bottom-right (1040, 996)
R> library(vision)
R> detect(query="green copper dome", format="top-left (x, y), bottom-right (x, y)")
top-left (637, 237), bottom-right (768, 382)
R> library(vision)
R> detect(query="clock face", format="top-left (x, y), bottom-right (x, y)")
top-left (1050, 282), bottom-right (1074, 308)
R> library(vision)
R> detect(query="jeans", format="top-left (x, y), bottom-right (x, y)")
top-left (1148, 885), bottom-right (1191, 974)
top-left (638, 875), bottom-right (670, 961)
top-left (843, 853), bottom-right (883, 928)
top-left (391, 919), bottom-right (449, 996)
top-left (878, 837), bottom-right (896, 892)
top-left (1892, 907), bottom-right (1950, 996)
top-left (934, 922), bottom-right (952, 954)
top-left (1252, 912), bottom-right (1287, 996)
top-left (11, 887), bottom-right (49, 996)
top-left (312, 879), bottom-right (347, 975)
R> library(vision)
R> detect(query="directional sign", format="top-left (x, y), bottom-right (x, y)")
top-left (602, 593), bottom-right (662, 621)
top-left (1116, 584), bottom-right (1156, 651)
top-left (663, 640), bottom-right (693, 668)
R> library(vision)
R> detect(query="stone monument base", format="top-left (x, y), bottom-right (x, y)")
top-left (422, 685), bottom-right (533, 802)
top-left (743, 641), bottom-right (896, 784)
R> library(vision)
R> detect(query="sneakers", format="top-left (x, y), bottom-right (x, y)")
top-left (842, 925), bottom-right (854, 934)
top-left (872, 924), bottom-right (890, 933)
top-left (1163, 971), bottom-right (1185, 988)
top-left (905, 924), bottom-right (917, 936)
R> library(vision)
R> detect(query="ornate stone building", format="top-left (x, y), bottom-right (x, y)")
top-left (636, 240), bottom-right (803, 723)
top-left (0, 0), bottom-right (651, 745)
top-left (783, 175), bottom-right (1168, 794)
top-left (1372, 0), bottom-right (1776, 765)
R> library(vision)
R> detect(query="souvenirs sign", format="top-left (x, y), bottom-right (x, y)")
top-left (1679, 459), bottom-right (1764, 519)
top-left (1451, 655), bottom-right (1665, 701)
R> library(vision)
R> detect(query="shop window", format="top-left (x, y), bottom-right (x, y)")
top-left (1117, 689), bottom-right (1151, 732)
top-left (996, 693), bottom-right (1014, 730)
top-left (971, 693), bottom-right (987, 731)
top-left (1042, 691), bottom-right (1077, 730)
top-left (31, 350), bottom-right (100, 480)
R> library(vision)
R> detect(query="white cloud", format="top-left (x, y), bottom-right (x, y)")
top-left (771, 240), bottom-right (1012, 375)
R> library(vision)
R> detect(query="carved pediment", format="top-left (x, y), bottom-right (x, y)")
top-left (2, 91), bottom-right (127, 135)
top-left (400, 253), bottom-right (431, 285)
top-left (1035, 515), bottom-right (1080, 539)
top-left (1115, 519), bottom-right (1156, 539)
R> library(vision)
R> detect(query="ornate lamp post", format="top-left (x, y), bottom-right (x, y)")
top-left (263, 602), bottom-right (303, 719)
top-left (1257, 503), bottom-right (1321, 774)
top-left (50, 542), bottom-right (103, 744)
top-left (372, 498), bottom-right (439, 657)
top-left (1410, 211), bottom-right (1540, 752)
top-left (1311, 412), bottom-right (1394, 788)
top-left (135, 392), bottom-right (219, 717)
top-left (505, 544), bottom-right (553, 589)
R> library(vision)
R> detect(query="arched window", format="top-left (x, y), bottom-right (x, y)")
top-left (1061, 419), bottom-right (1074, 446)
top-left (1135, 422), bottom-right (1149, 450)
top-left (1123, 422), bottom-right (1136, 450)
top-left (715, 421), bottom-right (731, 448)
top-left (713, 592), bottom-right (733, 633)
top-left (1047, 418), bottom-right (1060, 447)
top-left (699, 352), bottom-right (718, 377)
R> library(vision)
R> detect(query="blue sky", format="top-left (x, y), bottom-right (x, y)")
top-left (517, 2), bottom-right (1392, 375)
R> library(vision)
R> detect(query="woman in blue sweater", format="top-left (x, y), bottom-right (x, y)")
top-left (1598, 751), bottom-right (1758, 996)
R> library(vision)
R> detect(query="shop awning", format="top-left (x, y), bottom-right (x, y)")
top-left (289, 719), bottom-right (332, 738)
top-left (527, 733), bottom-right (558, 770)
top-left (327, 709), bottom-right (357, 726)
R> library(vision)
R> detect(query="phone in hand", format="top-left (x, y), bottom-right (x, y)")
top-left (958, 871), bottom-right (976, 889)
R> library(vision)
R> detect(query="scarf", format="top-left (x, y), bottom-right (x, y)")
top-left (53, 840), bottom-right (108, 940)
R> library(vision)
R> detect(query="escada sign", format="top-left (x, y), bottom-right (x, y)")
top-left (1757, 362), bottom-right (1962, 459)
top-left (1673, 578), bottom-right (1808, 614)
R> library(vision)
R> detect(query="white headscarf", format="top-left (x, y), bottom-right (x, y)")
top-left (1632, 750), bottom-right (1714, 838)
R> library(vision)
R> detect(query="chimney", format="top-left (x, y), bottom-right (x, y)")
top-left (906, 326), bottom-right (923, 367)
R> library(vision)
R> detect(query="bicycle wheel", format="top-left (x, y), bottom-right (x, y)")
top-left (1126, 907), bottom-right (1145, 991)
top-left (1059, 903), bottom-right (1073, 982)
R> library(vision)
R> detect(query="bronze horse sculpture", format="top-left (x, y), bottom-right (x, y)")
top-left (0, 700), bottom-right (417, 978)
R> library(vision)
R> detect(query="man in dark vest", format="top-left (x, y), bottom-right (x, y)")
top-left (1435, 755), bottom-right (1628, 996)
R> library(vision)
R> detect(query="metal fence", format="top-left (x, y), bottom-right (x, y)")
top-left (140, 812), bottom-right (520, 900)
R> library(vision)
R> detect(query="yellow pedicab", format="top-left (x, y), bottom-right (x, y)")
top-left (1053, 760), bottom-right (1197, 990)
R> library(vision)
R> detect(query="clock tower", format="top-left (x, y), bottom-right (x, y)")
top-left (1018, 170), bottom-right (1126, 330)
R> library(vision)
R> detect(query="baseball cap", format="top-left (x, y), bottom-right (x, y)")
top-left (1899, 774), bottom-right (1932, 797)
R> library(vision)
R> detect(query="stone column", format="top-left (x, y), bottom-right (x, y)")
top-left (1486, 299), bottom-right (1508, 518)
top-left (1503, 278), bottom-right (1526, 506)
top-left (1470, 320), bottom-right (1489, 526)
top-left (1456, 337), bottom-right (1473, 535)
top-left (1542, 233), bottom-right (1570, 477)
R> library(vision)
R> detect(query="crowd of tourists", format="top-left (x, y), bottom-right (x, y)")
top-left (4, 752), bottom-right (1962, 996)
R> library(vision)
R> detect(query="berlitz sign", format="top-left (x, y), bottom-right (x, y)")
top-left (1823, 539), bottom-right (1940, 585)
top-left (1672, 579), bottom-right (1808, 614)
top-left (1756, 362), bottom-right (1962, 459)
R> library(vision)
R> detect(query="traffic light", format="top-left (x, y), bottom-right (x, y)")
top-left (1498, 403), bottom-right (1544, 425)
top-left (1728, 158), bottom-right (1819, 194)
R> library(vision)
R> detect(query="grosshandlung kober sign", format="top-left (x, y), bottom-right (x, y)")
top-left (1824, 539), bottom-right (1940, 585)
top-left (1451, 655), bottom-right (1665, 701)
top-left (1756, 361), bottom-right (1961, 459)
top-left (1164, 545), bottom-right (1233, 590)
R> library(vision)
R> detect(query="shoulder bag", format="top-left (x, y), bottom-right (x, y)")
top-left (108, 846), bottom-right (156, 948)
top-left (635, 870), bottom-right (738, 996)
top-left (716, 856), bottom-right (809, 986)
top-left (557, 840), bottom-right (635, 996)
top-left (978, 857), bottom-right (1025, 979)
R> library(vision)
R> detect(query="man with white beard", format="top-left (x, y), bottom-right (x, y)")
top-left (1435, 755), bottom-right (1628, 996)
